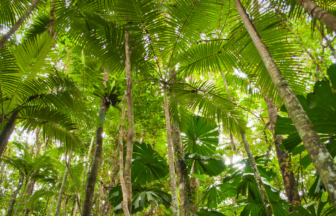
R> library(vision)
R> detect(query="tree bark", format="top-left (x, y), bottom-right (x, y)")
top-left (35, 128), bottom-right (43, 156)
top-left (163, 86), bottom-right (180, 216)
top-left (171, 126), bottom-right (186, 216)
top-left (82, 71), bottom-right (109, 216)
top-left (0, 110), bottom-right (19, 158)
top-left (49, 0), bottom-right (55, 37)
top-left (6, 175), bottom-right (24, 216)
top-left (0, 0), bottom-right (42, 50)
top-left (118, 98), bottom-right (130, 216)
top-left (241, 133), bottom-right (273, 215)
top-left (190, 162), bottom-right (199, 214)
top-left (265, 97), bottom-right (301, 210)
top-left (296, 0), bottom-right (336, 33)
top-left (124, 30), bottom-right (135, 214)
top-left (234, 0), bottom-right (336, 208)
top-left (55, 151), bottom-right (73, 216)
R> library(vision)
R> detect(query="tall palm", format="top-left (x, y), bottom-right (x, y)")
top-left (234, 0), bottom-right (336, 208)
top-left (82, 75), bottom-right (121, 216)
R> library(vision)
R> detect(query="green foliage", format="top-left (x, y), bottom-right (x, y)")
top-left (275, 64), bottom-right (336, 168)
top-left (109, 184), bottom-right (171, 214)
top-left (26, 189), bottom-right (55, 209)
top-left (131, 141), bottom-right (169, 184)
top-left (288, 201), bottom-right (336, 216)
top-left (185, 153), bottom-right (226, 176)
top-left (180, 115), bottom-right (220, 156)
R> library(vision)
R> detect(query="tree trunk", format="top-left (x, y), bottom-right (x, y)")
top-left (6, 175), bottom-right (24, 216)
top-left (124, 30), bottom-right (135, 214)
top-left (71, 196), bottom-right (76, 216)
top-left (171, 126), bottom-right (186, 216)
top-left (49, 0), bottom-right (55, 37)
top-left (189, 161), bottom-right (200, 214)
top-left (0, 0), bottom-right (41, 50)
top-left (82, 71), bottom-right (109, 216)
top-left (296, 0), bottom-right (336, 33)
top-left (241, 133), bottom-right (273, 215)
top-left (0, 110), bottom-right (19, 158)
top-left (264, 97), bottom-right (301, 210)
top-left (55, 151), bottom-right (73, 216)
top-left (234, 0), bottom-right (336, 208)
top-left (83, 136), bottom-right (94, 185)
top-left (163, 86), bottom-right (180, 216)
top-left (118, 98), bottom-right (130, 216)
top-left (35, 128), bottom-right (43, 156)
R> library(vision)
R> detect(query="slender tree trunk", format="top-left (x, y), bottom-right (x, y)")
top-left (118, 98), bottom-right (130, 216)
top-left (234, 0), bottom-right (336, 208)
top-left (163, 86), bottom-right (180, 216)
top-left (71, 196), bottom-right (76, 216)
top-left (124, 30), bottom-right (135, 214)
top-left (0, 110), bottom-right (19, 158)
top-left (295, 0), bottom-right (336, 33)
top-left (47, 196), bottom-right (55, 216)
top-left (82, 71), bottom-right (109, 216)
top-left (265, 97), bottom-right (301, 210)
top-left (82, 136), bottom-right (94, 189)
top-left (171, 126), bottom-right (186, 216)
top-left (189, 161), bottom-right (200, 214)
top-left (35, 128), bottom-right (43, 156)
top-left (6, 175), bottom-right (24, 216)
top-left (63, 197), bottom-right (68, 216)
top-left (49, 0), bottom-right (55, 37)
top-left (0, 0), bottom-right (41, 50)
top-left (55, 151), bottom-right (73, 216)
top-left (241, 133), bottom-right (273, 215)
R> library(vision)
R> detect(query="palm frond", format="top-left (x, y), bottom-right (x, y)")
top-left (171, 80), bottom-right (246, 134)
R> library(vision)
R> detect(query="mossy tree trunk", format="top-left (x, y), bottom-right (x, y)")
top-left (124, 30), bottom-right (135, 214)
top-left (0, 110), bottom-right (19, 158)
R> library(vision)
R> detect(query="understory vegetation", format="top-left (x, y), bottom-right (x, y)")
top-left (0, 0), bottom-right (336, 215)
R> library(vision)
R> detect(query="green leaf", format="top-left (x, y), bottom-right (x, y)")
top-left (185, 153), bottom-right (226, 176)
top-left (26, 189), bottom-right (55, 209)
top-left (131, 142), bottom-right (169, 184)
top-left (180, 115), bottom-right (219, 156)
top-left (197, 208), bottom-right (227, 216)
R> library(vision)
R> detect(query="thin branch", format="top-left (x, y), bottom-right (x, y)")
top-left (65, 150), bottom-right (82, 215)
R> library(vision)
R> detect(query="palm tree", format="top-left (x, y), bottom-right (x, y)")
top-left (234, 0), bottom-right (336, 208)
top-left (82, 75), bottom-right (121, 216)
top-left (0, 35), bottom-right (81, 158)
